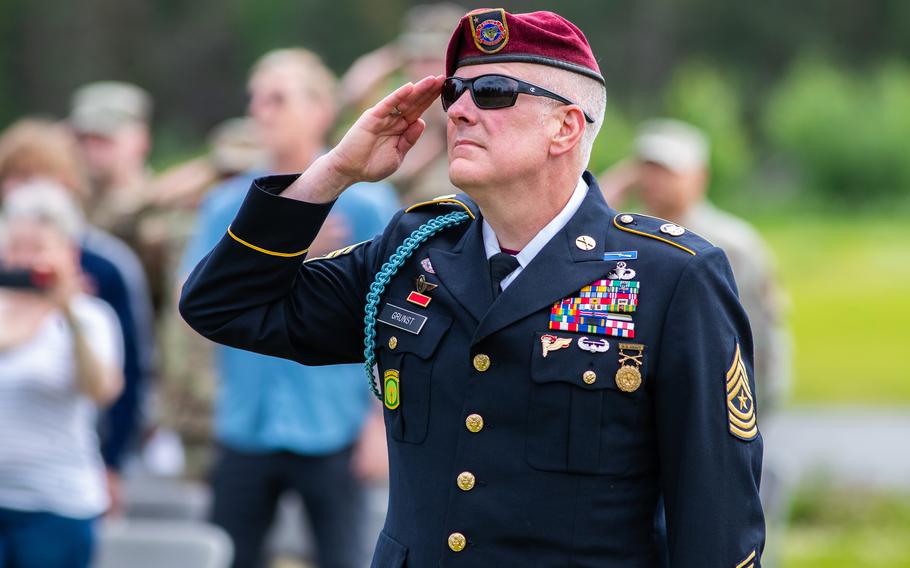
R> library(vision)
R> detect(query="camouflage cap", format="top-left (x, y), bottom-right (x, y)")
top-left (398, 3), bottom-right (466, 60)
top-left (69, 81), bottom-right (152, 136)
top-left (635, 119), bottom-right (709, 174)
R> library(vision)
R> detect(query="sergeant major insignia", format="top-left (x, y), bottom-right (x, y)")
top-left (470, 8), bottom-right (509, 54)
top-left (726, 343), bottom-right (758, 441)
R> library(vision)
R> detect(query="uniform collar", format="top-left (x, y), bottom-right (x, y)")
top-left (471, 172), bottom-right (618, 342)
top-left (481, 176), bottom-right (588, 267)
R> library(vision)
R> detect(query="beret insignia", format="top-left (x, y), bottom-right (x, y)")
top-left (470, 8), bottom-right (509, 54)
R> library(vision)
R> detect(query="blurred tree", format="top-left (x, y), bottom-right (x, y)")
top-left (587, 105), bottom-right (635, 176)
top-left (763, 56), bottom-right (910, 202)
top-left (663, 61), bottom-right (753, 203)
top-left (1, 0), bottom-right (909, 191)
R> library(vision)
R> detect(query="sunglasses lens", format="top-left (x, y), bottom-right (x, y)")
top-left (472, 76), bottom-right (519, 109)
top-left (441, 78), bottom-right (464, 110)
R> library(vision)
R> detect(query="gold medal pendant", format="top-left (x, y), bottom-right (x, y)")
top-left (615, 364), bottom-right (642, 392)
top-left (615, 343), bottom-right (645, 392)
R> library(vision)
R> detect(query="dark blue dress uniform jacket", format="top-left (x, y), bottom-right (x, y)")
top-left (180, 172), bottom-right (765, 568)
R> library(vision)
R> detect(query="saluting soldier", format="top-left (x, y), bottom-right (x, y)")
top-left (181, 8), bottom-right (765, 567)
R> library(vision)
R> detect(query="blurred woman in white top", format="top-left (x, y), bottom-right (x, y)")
top-left (0, 180), bottom-right (123, 568)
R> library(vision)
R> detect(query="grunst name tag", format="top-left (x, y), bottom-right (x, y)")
top-left (377, 303), bottom-right (428, 335)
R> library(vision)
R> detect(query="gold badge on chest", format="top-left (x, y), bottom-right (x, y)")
top-left (615, 343), bottom-right (645, 392)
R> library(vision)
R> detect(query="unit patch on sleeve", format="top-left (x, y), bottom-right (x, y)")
top-left (726, 343), bottom-right (758, 441)
top-left (384, 369), bottom-right (400, 409)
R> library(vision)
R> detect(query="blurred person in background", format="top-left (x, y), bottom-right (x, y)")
top-left (0, 118), bottom-right (155, 515)
top-left (69, 81), bottom-right (172, 316)
top-left (340, 3), bottom-right (463, 203)
top-left (179, 48), bottom-right (399, 568)
top-left (0, 182), bottom-right (123, 568)
top-left (599, 119), bottom-right (791, 414)
top-left (69, 82), bottom-right (153, 230)
top-left (599, 118), bottom-right (791, 566)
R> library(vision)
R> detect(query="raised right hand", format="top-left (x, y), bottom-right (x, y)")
top-left (330, 74), bottom-right (445, 184)
top-left (281, 74), bottom-right (445, 204)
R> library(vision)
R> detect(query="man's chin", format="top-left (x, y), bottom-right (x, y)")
top-left (448, 158), bottom-right (487, 191)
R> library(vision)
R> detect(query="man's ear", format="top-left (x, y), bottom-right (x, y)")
top-left (548, 106), bottom-right (586, 158)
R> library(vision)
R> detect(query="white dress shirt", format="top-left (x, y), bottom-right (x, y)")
top-left (482, 176), bottom-right (588, 291)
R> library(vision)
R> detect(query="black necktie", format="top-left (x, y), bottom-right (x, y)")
top-left (489, 252), bottom-right (520, 298)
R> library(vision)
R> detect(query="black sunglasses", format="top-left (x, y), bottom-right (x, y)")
top-left (441, 74), bottom-right (595, 124)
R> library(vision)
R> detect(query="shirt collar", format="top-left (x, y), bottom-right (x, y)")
top-left (482, 176), bottom-right (588, 267)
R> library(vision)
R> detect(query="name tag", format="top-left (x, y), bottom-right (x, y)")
top-left (377, 303), bottom-right (427, 335)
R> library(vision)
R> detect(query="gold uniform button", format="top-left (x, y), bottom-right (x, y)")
top-left (582, 370), bottom-right (597, 384)
top-left (457, 471), bottom-right (476, 491)
top-left (448, 532), bottom-right (467, 552)
top-left (465, 414), bottom-right (484, 433)
top-left (388, 336), bottom-right (398, 350)
top-left (472, 354), bottom-right (491, 372)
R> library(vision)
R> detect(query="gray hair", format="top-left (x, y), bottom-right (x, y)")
top-left (523, 64), bottom-right (607, 172)
top-left (1, 179), bottom-right (85, 242)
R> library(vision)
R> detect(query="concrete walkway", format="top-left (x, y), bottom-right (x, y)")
top-left (762, 407), bottom-right (910, 489)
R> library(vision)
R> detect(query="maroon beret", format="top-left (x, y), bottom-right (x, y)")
top-left (445, 8), bottom-right (604, 84)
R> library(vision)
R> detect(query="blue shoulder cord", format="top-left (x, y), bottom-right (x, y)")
top-left (363, 211), bottom-right (471, 400)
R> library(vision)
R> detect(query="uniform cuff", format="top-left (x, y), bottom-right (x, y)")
top-left (228, 174), bottom-right (335, 257)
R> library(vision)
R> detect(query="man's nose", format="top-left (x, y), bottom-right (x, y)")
top-left (446, 89), bottom-right (479, 124)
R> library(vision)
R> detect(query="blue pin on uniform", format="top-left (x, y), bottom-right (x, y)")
top-left (603, 250), bottom-right (638, 261)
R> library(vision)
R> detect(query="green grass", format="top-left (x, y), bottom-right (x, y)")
top-left (753, 215), bottom-right (910, 405)
top-left (781, 485), bottom-right (910, 567)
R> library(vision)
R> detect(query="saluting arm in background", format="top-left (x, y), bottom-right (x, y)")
top-left (179, 76), bottom-right (444, 364)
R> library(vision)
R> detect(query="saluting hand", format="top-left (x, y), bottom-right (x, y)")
top-left (331, 74), bottom-right (445, 183)
top-left (281, 75), bottom-right (445, 204)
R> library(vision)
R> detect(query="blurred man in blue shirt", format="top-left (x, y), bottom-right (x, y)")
top-left (180, 48), bottom-right (398, 568)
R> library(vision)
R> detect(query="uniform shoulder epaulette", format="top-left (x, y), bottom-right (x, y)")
top-left (611, 213), bottom-right (714, 256)
top-left (404, 194), bottom-right (477, 220)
